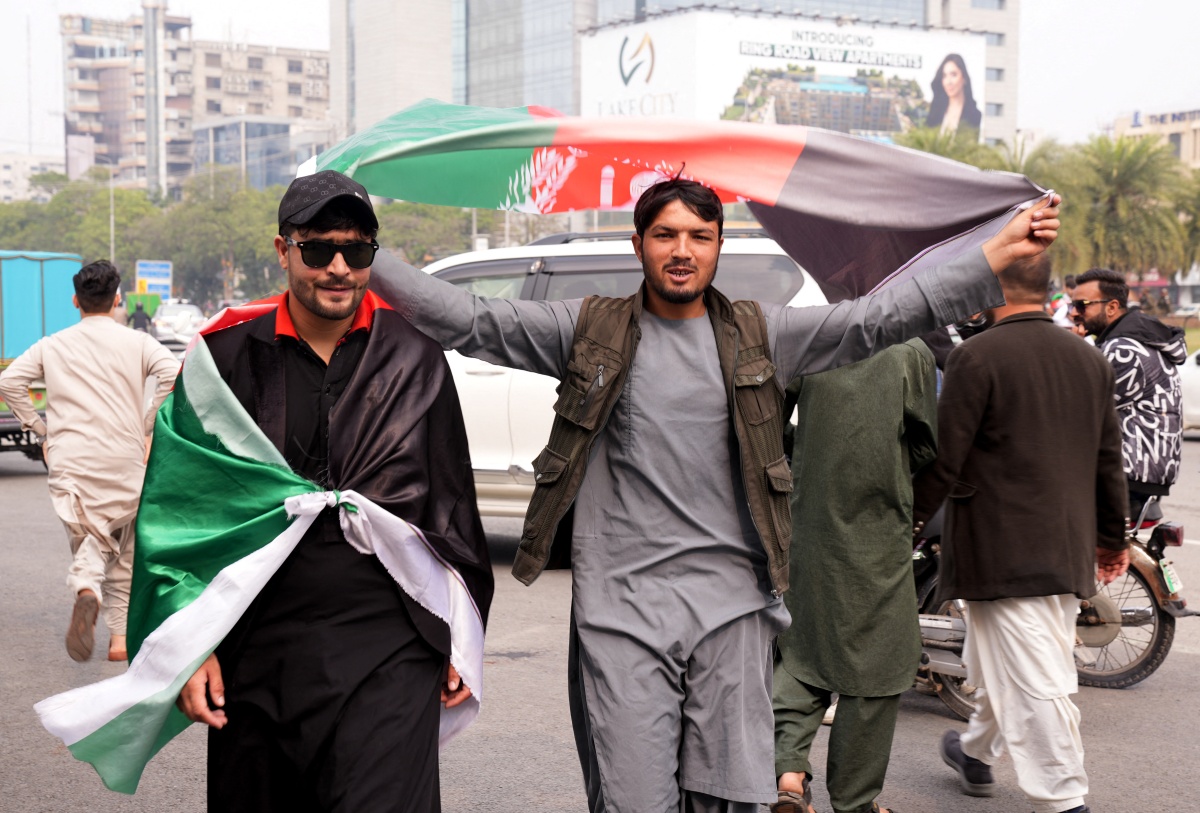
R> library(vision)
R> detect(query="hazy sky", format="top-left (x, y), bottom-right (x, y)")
top-left (0, 0), bottom-right (1195, 156)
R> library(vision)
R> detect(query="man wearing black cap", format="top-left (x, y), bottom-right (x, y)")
top-left (169, 171), bottom-right (493, 812)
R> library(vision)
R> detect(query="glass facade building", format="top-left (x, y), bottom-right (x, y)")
top-left (456, 0), bottom-right (581, 112)
top-left (193, 119), bottom-right (293, 190)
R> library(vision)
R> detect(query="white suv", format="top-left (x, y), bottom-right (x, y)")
top-left (423, 232), bottom-right (829, 516)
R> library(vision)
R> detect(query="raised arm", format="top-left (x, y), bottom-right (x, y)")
top-left (370, 250), bottom-right (578, 379)
top-left (769, 247), bottom-right (1003, 380)
top-left (0, 341), bottom-right (48, 438)
top-left (770, 195), bottom-right (1060, 380)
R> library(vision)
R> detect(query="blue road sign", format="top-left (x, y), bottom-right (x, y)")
top-left (135, 260), bottom-right (172, 297)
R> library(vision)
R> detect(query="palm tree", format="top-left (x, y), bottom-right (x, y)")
top-left (994, 137), bottom-right (1065, 190)
top-left (1056, 135), bottom-right (1185, 276)
top-left (892, 127), bottom-right (1003, 170)
top-left (1176, 168), bottom-right (1200, 271)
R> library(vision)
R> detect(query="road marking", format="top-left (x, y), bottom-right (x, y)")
top-left (1187, 538), bottom-right (1200, 547)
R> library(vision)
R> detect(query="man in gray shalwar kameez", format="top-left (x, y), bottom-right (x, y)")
top-left (369, 180), bottom-right (1060, 812)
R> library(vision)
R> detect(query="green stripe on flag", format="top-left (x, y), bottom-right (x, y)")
top-left (128, 341), bottom-right (314, 657)
top-left (314, 99), bottom-right (557, 209)
top-left (65, 651), bottom-right (209, 794)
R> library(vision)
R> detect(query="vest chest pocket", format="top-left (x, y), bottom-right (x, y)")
top-left (554, 339), bottom-right (624, 430)
top-left (734, 354), bottom-right (779, 426)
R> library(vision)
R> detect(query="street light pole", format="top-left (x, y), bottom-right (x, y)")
top-left (108, 167), bottom-right (115, 264)
top-left (95, 154), bottom-right (116, 264)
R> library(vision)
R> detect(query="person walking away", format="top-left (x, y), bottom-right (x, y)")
top-left (772, 339), bottom-right (938, 813)
top-left (0, 260), bottom-right (178, 662)
top-left (913, 254), bottom-right (1129, 813)
top-left (130, 302), bottom-right (152, 333)
top-left (1070, 267), bottom-right (1186, 520)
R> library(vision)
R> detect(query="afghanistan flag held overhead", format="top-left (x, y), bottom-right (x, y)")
top-left (307, 98), bottom-right (1049, 300)
top-left (35, 315), bottom-right (487, 794)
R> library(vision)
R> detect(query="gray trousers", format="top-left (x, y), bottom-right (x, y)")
top-left (773, 663), bottom-right (900, 813)
top-left (568, 613), bottom-right (773, 813)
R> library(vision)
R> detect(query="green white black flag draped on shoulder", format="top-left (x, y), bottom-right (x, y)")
top-left (35, 332), bottom-right (487, 794)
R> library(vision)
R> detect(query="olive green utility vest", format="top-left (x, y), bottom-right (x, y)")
top-left (511, 285), bottom-right (795, 594)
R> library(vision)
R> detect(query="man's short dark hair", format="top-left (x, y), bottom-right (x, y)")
top-left (279, 196), bottom-right (379, 240)
top-left (633, 178), bottom-right (723, 238)
top-left (997, 254), bottom-right (1052, 305)
top-left (73, 260), bottom-right (121, 313)
top-left (1075, 267), bottom-right (1128, 308)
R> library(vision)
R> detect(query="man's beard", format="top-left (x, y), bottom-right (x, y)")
top-left (644, 261), bottom-right (717, 305)
top-left (290, 273), bottom-right (366, 320)
top-left (1078, 311), bottom-right (1110, 337)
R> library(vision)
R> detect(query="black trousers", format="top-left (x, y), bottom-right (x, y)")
top-left (207, 639), bottom-right (445, 813)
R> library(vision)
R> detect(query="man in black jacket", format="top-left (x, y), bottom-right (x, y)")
top-left (1072, 267), bottom-right (1187, 519)
top-left (174, 171), bottom-right (492, 812)
top-left (913, 255), bottom-right (1128, 813)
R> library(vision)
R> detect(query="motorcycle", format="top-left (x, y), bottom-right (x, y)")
top-left (912, 497), bottom-right (1196, 720)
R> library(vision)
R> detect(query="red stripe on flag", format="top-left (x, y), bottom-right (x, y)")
top-left (547, 118), bottom-right (805, 209)
top-left (527, 105), bottom-right (566, 119)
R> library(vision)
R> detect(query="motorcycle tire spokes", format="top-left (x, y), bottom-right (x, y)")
top-left (1076, 567), bottom-right (1176, 689)
top-left (931, 600), bottom-right (979, 721)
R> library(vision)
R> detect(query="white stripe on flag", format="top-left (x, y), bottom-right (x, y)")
top-left (338, 492), bottom-right (485, 743)
top-left (36, 493), bottom-right (328, 746)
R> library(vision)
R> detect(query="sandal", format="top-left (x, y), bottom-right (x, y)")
top-left (869, 803), bottom-right (899, 813)
top-left (770, 775), bottom-right (815, 813)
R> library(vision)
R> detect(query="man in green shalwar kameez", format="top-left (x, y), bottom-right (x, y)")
top-left (772, 339), bottom-right (938, 813)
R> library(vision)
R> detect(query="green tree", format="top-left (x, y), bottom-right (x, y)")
top-left (1177, 168), bottom-right (1200, 271)
top-left (1053, 135), bottom-right (1185, 276)
top-left (994, 137), bottom-right (1066, 190)
top-left (0, 168), bottom-right (160, 282)
top-left (28, 171), bottom-right (70, 198)
top-left (135, 168), bottom-right (283, 304)
top-left (893, 127), bottom-right (1003, 170)
top-left (374, 202), bottom-right (473, 265)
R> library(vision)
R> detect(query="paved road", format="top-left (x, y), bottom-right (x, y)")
top-left (3, 444), bottom-right (1200, 811)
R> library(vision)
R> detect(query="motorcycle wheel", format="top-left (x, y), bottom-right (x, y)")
top-left (1076, 566), bottom-right (1175, 689)
top-left (929, 600), bottom-right (979, 722)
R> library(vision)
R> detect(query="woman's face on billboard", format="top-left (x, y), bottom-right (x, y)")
top-left (941, 61), bottom-right (964, 100)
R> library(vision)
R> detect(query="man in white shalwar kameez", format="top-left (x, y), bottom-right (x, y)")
top-left (0, 260), bottom-right (178, 662)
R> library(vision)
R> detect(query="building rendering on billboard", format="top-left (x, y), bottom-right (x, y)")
top-left (581, 10), bottom-right (989, 142)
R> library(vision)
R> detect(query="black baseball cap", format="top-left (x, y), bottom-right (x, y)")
top-left (277, 170), bottom-right (379, 234)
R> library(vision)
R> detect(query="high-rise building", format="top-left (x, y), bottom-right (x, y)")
top-left (1115, 108), bottom-right (1200, 170)
top-left (61, 12), bottom-right (331, 196)
top-left (193, 42), bottom-right (330, 122)
top-left (456, 0), bottom-right (594, 114)
top-left (0, 153), bottom-right (67, 204)
top-left (329, 0), bottom-right (1017, 142)
top-left (330, 0), bottom-right (453, 137)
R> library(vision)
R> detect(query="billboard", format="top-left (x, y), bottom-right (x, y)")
top-left (580, 11), bottom-right (988, 141)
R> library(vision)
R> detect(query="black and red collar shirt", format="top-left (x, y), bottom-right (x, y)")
top-left (272, 291), bottom-right (384, 485)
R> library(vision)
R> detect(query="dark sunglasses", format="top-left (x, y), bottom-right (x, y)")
top-left (1070, 298), bottom-right (1115, 312)
top-left (285, 237), bottom-right (379, 269)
